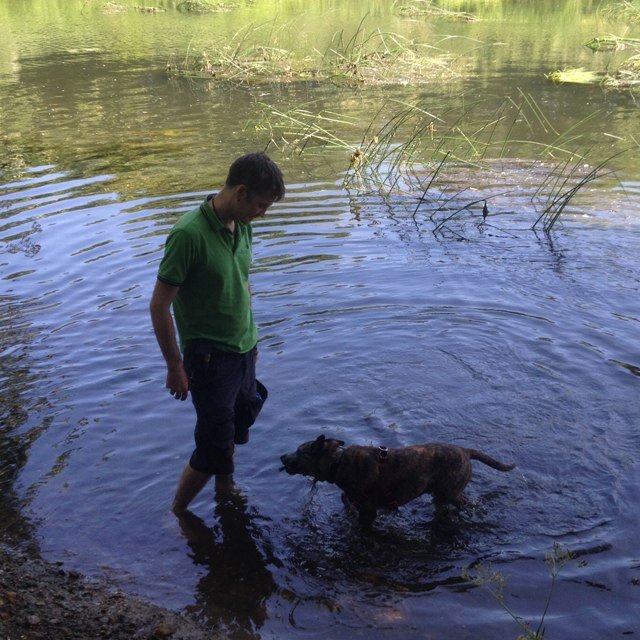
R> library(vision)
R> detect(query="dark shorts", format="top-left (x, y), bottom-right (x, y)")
top-left (183, 344), bottom-right (267, 476)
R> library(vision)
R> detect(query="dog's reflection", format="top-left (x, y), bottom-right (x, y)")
top-left (178, 492), bottom-right (277, 637)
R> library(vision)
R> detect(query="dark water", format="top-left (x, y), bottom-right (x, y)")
top-left (1, 1), bottom-right (640, 639)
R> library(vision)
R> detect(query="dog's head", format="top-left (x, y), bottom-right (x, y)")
top-left (280, 435), bottom-right (345, 481)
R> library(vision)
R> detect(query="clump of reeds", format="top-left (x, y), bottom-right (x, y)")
top-left (134, 5), bottom-right (165, 12)
top-left (102, 2), bottom-right (127, 13)
top-left (600, 0), bottom-right (640, 23)
top-left (584, 36), bottom-right (640, 52)
top-left (255, 92), bottom-right (624, 235)
top-left (177, 0), bottom-right (238, 12)
top-left (166, 24), bottom-right (313, 83)
top-left (603, 54), bottom-right (640, 88)
top-left (319, 21), bottom-right (453, 85)
top-left (167, 20), bottom-right (455, 86)
top-left (393, 0), bottom-right (478, 22)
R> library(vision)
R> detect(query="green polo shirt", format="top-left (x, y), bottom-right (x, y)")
top-left (157, 195), bottom-right (258, 353)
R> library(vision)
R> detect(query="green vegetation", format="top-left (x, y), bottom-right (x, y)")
top-left (600, 0), bottom-right (640, 23)
top-left (254, 94), bottom-right (621, 235)
top-left (584, 35), bottom-right (640, 51)
top-left (545, 67), bottom-right (601, 84)
top-left (603, 53), bottom-right (640, 87)
top-left (166, 28), bottom-right (312, 83)
top-left (167, 20), bottom-right (456, 85)
top-left (392, 0), bottom-right (479, 22)
top-left (546, 37), bottom-right (640, 89)
top-left (463, 544), bottom-right (575, 640)
top-left (176, 0), bottom-right (240, 13)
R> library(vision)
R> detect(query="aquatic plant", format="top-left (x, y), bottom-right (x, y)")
top-left (319, 20), bottom-right (453, 85)
top-left (603, 54), bottom-right (640, 87)
top-left (166, 23), bottom-right (313, 83)
top-left (463, 544), bottom-right (575, 640)
top-left (584, 36), bottom-right (640, 52)
top-left (177, 0), bottom-right (239, 12)
top-left (600, 0), bottom-right (640, 23)
top-left (393, 0), bottom-right (478, 22)
top-left (102, 2), bottom-right (127, 13)
top-left (531, 150), bottom-right (624, 233)
top-left (167, 20), bottom-right (455, 85)
top-left (256, 93), bottom-right (621, 234)
top-left (547, 55), bottom-right (640, 90)
top-left (545, 68), bottom-right (602, 84)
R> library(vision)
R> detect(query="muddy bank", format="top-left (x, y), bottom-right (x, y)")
top-left (0, 545), bottom-right (216, 640)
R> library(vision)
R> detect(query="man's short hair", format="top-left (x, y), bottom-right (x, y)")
top-left (226, 152), bottom-right (285, 201)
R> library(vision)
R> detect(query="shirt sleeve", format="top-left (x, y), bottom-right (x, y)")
top-left (157, 228), bottom-right (195, 286)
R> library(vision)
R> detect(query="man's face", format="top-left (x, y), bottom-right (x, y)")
top-left (235, 187), bottom-right (276, 224)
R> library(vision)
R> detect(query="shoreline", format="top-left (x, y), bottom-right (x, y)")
top-left (0, 545), bottom-right (216, 640)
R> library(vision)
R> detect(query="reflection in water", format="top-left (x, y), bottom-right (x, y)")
top-left (0, 295), bottom-right (41, 548)
top-left (178, 493), bottom-right (278, 639)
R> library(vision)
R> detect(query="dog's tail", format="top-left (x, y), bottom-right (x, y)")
top-left (467, 449), bottom-right (515, 472)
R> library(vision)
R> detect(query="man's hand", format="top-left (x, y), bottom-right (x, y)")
top-left (166, 361), bottom-right (189, 401)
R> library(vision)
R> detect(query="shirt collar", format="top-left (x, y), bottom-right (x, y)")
top-left (200, 194), bottom-right (227, 233)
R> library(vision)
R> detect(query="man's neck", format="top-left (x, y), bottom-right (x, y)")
top-left (211, 193), bottom-right (235, 232)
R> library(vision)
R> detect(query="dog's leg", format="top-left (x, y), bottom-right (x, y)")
top-left (341, 493), bottom-right (376, 527)
top-left (341, 492), bottom-right (358, 515)
top-left (356, 505), bottom-right (376, 528)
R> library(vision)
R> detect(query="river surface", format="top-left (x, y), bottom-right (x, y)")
top-left (1, 1), bottom-right (640, 638)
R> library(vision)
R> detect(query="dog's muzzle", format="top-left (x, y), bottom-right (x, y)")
top-left (280, 453), bottom-right (297, 474)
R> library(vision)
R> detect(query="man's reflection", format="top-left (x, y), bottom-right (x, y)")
top-left (178, 492), bottom-right (277, 638)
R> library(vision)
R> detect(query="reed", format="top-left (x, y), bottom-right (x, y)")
top-left (600, 0), bottom-right (640, 23)
top-left (166, 22), bottom-right (316, 83)
top-left (464, 544), bottom-right (574, 640)
top-left (584, 36), bottom-right (640, 52)
top-left (253, 93), bottom-right (623, 235)
top-left (168, 20), bottom-right (455, 85)
top-left (392, 0), bottom-right (478, 22)
top-left (603, 54), bottom-right (640, 88)
top-left (316, 18), bottom-right (455, 86)
top-left (532, 150), bottom-right (624, 233)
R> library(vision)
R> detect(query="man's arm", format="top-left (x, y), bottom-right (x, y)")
top-left (150, 279), bottom-right (189, 400)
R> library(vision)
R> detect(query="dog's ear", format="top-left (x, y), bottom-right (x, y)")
top-left (311, 435), bottom-right (326, 455)
top-left (337, 440), bottom-right (345, 447)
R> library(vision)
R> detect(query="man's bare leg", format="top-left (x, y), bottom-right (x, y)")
top-left (214, 473), bottom-right (235, 500)
top-left (171, 464), bottom-right (211, 516)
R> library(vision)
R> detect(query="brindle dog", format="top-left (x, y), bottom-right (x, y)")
top-left (280, 435), bottom-right (515, 526)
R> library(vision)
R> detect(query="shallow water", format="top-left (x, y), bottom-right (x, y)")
top-left (2, 1), bottom-right (640, 639)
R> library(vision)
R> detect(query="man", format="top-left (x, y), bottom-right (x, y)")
top-left (150, 152), bottom-right (285, 516)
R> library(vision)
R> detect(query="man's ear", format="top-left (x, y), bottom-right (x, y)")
top-left (232, 184), bottom-right (248, 201)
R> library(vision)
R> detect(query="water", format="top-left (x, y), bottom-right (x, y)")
top-left (1, 1), bottom-right (640, 638)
